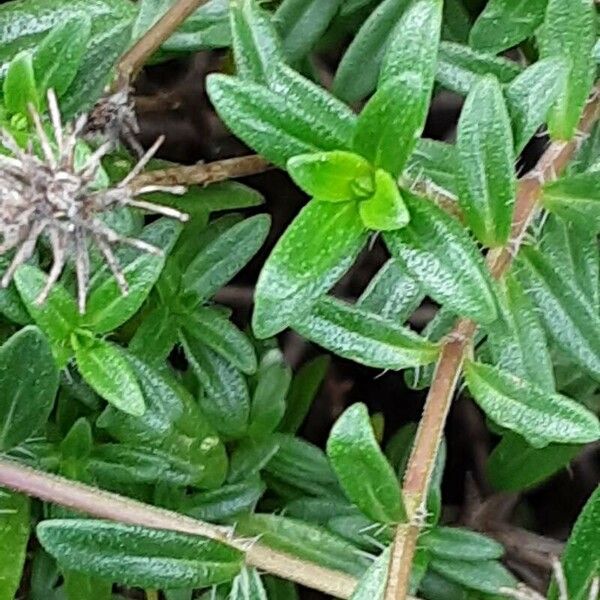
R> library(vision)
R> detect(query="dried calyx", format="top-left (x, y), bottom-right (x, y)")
top-left (0, 89), bottom-right (188, 313)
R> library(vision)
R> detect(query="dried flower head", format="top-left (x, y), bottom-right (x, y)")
top-left (0, 89), bottom-right (188, 313)
top-left (83, 85), bottom-right (144, 157)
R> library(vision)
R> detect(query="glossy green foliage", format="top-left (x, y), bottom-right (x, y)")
top-left (253, 200), bottom-right (368, 338)
top-left (357, 259), bottom-right (423, 323)
top-left (538, 0), bottom-right (596, 140)
top-left (384, 191), bottom-right (497, 324)
top-left (470, 0), bottom-right (548, 54)
top-left (37, 520), bottom-right (243, 589)
top-left (516, 245), bottom-right (600, 380)
top-left (236, 513), bottom-right (371, 577)
top-left (327, 403), bottom-right (406, 523)
top-left (505, 57), bottom-right (568, 154)
top-left (3, 51), bottom-right (38, 116)
top-left (465, 361), bottom-right (600, 448)
top-left (549, 485), bottom-right (600, 600)
top-left (293, 296), bottom-right (439, 370)
top-left (0, 326), bottom-right (59, 451)
top-left (421, 527), bottom-right (504, 561)
top-left (543, 172), bottom-right (600, 230)
top-left (485, 273), bottom-right (555, 391)
top-left (275, 0), bottom-right (343, 63)
top-left (456, 75), bottom-right (516, 246)
top-left (0, 491), bottom-right (30, 600)
top-left (436, 41), bottom-right (521, 96)
top-left (486, 432), bottom-right (582, 491)
top-left (230, 567), bottom-right (268, 600)
top-left (349, 548), bottom-right (390, 600)
top-left (334, 0), bottom-right (412, 103)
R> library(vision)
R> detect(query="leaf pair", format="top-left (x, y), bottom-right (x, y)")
top-left (288, 151), bottom-right (408, 231)
top-left (13, 219), bottom-right (181, 416)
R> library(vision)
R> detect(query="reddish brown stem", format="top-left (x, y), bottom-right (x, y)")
top-left (130, 155), bottom-right (272, 190)
top-left (117, 0), bottom-right (208, 85)
top-left (385, 88), bottom-right (600, 600)
top-left (0, 458), bottom-right (358, 598)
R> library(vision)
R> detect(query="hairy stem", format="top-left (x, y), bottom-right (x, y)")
top-left (130, 155), bottom-right (272, 190)
top-left (0, 458), bottom-right (358, 598)
top-left (385, 88), bottom-right (600, 600)
top-left (117, 0), bottom-right (209, 85)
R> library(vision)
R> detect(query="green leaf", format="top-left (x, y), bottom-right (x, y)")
top-left (505, 57), bottom-right (568, 153)
top-left (253, 200), bottom-right (368, 338)
top-left (327, 514), bottom-right (391, 552)
top-left (469, 0), bottom-right (547, 54)
top-left (0, 491), bottom-right (30, 600)
top-left (354, 73), bottom-right (428, 177)
top-left (60, 19), bottom-right (133, 118)
top-left (98, 354), bottom-right (228, 489)
top-left (61, 418), bottom-right (93, 464)
top-left (436, 41), bottom-right (522, 96)
top-left (419, 570), bottom-right (473, 600)
top-left (37, 520), bottom-right (242, 589)
top-left (89, 443), bottom-right (209, 487)
top-left (73, 336), bottom-right (145, 417)
top-left (357, 259), bottom-right (423, 323)
top-left (549, 485), bottom-right (600, 600)
top-left (327, 403), bottom-right (406, 523)
top-left (429, 558), bottom-right (517, 595)
top-left (293, 296), bottom-right (439, 370)
top-left (0, 0), bottom-right (135, 80)
top-left (275, 0), bottom-right (343, 63)
top-left (516, 245), bottom-right (600, 380)
top-left (333, 0), bottom-right (412, 103)
top-left (183, 307), bottom-right (257, 375)
top-left (14, 266), bottom-right (78, 367)
top-left (379, 0), bottom-right (442, 93)
top-left (358, 170), bottom-right (410, 231)
top-left (456, 75), bottom-right (516, 246)
top-left (539, 215), bottom-right (599, 312)
top-left (465, 361), bottom-right (600, 448)
top-left (403, 138), bottom-right (459, 198)
top-left (486, 432), bottom-right (582, 492)
top-left (3, 51), bottom-right (38, 115)
top-left (422, 527), bottom-right (504, 561)
top-left (180, 331), bottom-right (250, 438)
top-left (0, 326), bottom-right (59, 451)
top-left (538, 0), bottom-right (596, 140)
top-left (179, 479), bottom-right (265, 523)
top-left (384, 192), bottom-right (498, 324)
top-left (160, 0), bottom-right (231, 55)
top-left (236, 514), bottom-right (371, 577)
top-left (279, 355), bottom-right (329, 434)
top-left (230, 567), bottom-right (268, 600)
top-left (129, 305), bottom-right (179, 365)
top-left (194, 182), bottom-right (264, 213)
top-left (33, 16), bottom-right (91, 98)
top-left (287, 151), bottom-right (374, 202)
top-left (442, 0), bottom-right (470, 43)
top-left (248, 353), bottom-right (291, 437)
top-left (183, 214), bottom-right (270, 301)
top-left (228, 436), bottom-right (280, 483)
top-left (485, 273), bottom-right (555, 391)
top-left (230, 0), bottom-right (283, 84)
top-left (349, 547), bottom-right (390, 600)
top-left (265, 433), bottom-right (342, 499)
top-left (543, 172), bottom-right (600, 230)
top-left (206, 73), bottom-right (355, 168)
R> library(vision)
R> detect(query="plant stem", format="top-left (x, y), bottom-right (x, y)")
top-left (130, 155), bottom-right (272, 190)
top-left (117, 0), bottom-right (209, 85)
top-left (385, 88), bottom-right (600, 600)
top-left (0, 458), bottom-right (357, 599)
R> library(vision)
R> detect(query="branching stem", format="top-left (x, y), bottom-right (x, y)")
top-left (385, 87), bottom-right (600, 600)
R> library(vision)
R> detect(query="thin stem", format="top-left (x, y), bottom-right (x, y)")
top-left (0, 458), bottom-right (358, 599)
top-left (385, 88), bottom-right (600, 600)
top-left (129, 155), bottom-right (272, 190)
top-left (117, 0), bottom-right (209, 85)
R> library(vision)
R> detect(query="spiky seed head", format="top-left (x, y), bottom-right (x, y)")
top-left (0, 89), bottom-right (188, 313)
